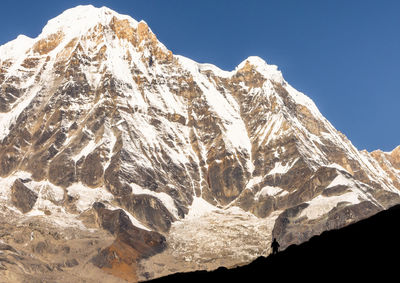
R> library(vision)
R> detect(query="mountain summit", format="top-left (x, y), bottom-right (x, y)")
top-left (0, 5), bottom-right (399, 282)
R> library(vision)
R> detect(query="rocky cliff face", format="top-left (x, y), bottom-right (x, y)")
top-left (0, 5), bottom-right (399, 282)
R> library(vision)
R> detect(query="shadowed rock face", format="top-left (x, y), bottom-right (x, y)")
top-left (11, 179), bottom-right (38, 213)
top-left (48, 153), bottom-right (76, 187)
top-left (117, 194), bottom-right (176, 233)
top-left (81, 152), bottom-right (104, 187)
top-left (0, 5), bottom-right (399, 282)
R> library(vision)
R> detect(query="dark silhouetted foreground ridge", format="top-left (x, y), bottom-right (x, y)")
top-left (147, 204), bottom-right (400, 282)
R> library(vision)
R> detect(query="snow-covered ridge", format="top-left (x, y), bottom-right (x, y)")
top-left (385, 145), bottom-right (400, 155)
top-left (0, 35), bottom-right (34, 61)
top-left (183, 55), bottom-right (285, 82)
top-left (185, 55), bottom-right (284, 83)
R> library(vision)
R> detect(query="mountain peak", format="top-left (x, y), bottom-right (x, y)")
top-left (238, 56), bottom-right (268, 67)
top-left (0, 34), bottom-right (34, 61)
top-left (236, 56), bottom-right (283, 83)
top-left (40, 5), bottom-right (139, 38)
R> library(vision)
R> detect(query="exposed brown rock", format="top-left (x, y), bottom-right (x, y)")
top-left (92, 238), bottom-right (140, 282)
top-left (0, 208), bottom-right (120, 283)
top-left (389, 146), bottom-right (400, 169)
top-left (21, 57), bottom-right (41, 69)
top-left (110, 17), bottom-right (138, 45)
top-left (32, 31), bottom-right (64, 55)
top-left (93, 203), bottom-right (166, 256)
top-left (92, 202), bottom-right (166, 282)
top-left (234, 61), bottom-right (267, 89)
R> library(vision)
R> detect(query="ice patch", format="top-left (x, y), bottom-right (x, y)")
top-left (72, 139), bottom-right (100, 162)
top-left (268, 158), bottom-right (298, 175)
top-left (255, 186), bottom-right (287, 200)
top-left (185, 197), bottom-right (220, 219)
top-left (327, 174), bottom-right (354, 189)
top-left (66, 183), bottom-right (114, 212)
top-left (245, 176), bottom-right (263, 189)
top-left (167, 207), bottom-right (282, 268)
top-left (327, 163), bottom-right (350, 174)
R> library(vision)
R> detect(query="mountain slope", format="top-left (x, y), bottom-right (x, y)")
top-left (0, 5), bottom-right (399, 282)
top-left (148, 204), bottom-right (400, 282)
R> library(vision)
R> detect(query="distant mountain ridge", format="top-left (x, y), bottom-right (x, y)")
top-left (0, 5), bottom-right (399, 282)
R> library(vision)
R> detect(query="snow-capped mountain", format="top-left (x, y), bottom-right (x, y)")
top-left (0, 5), bottom-right (399, 282)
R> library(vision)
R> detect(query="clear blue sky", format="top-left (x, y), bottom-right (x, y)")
top-left (1, 0), bottom-right (399, 152)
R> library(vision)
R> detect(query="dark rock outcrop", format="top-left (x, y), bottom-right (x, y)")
top-left (91, 202), bottom-right (166, 281)
top-left (80, 152), bottom-right (104, 187)
top-left (92, 202), bottom-right (166, 257)
top-left (11, 179), bottom-right (38, 213)
top-left (118, 194), bottom-right (175, 233)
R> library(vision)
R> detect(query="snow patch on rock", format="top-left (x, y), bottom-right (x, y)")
top-left (130, 183), bottom-right (179, 219)
top-left (299, 193), bottom-right (360, 220)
